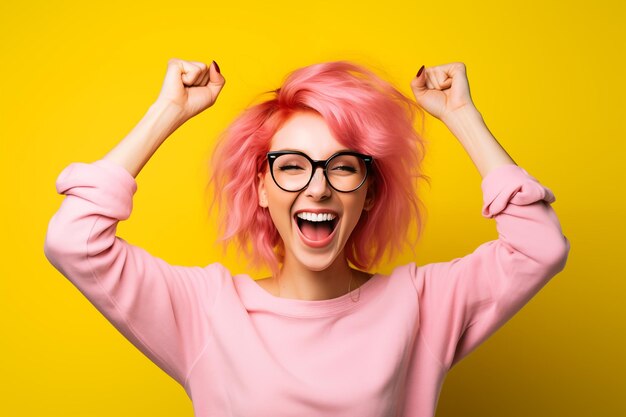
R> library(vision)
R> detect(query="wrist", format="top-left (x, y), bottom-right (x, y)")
top-left (150, 99), bottom-right (188, 128)
top-left (441, 105), bottom-right (483, 128)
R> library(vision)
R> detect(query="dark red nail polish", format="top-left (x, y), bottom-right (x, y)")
top-left (416, 65), bottom-right (425, 78)
top-left (213, 60), bottom-right (221, 74)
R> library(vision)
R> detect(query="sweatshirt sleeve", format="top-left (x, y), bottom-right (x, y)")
top-left (411, 164), bottom-right (570, 370)
top-left (43, 158), bottom-right (224, 387)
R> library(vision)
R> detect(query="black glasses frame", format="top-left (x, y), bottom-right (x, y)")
top-left (266, 150), bottom-right (374, 193)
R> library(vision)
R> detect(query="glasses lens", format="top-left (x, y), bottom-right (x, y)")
top-left (326, 154), bottom-right (367, 192)
top-left (271, 154), bottom-right (312, 191)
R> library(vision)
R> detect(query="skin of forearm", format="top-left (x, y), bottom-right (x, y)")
top-left (442, 106), bottom-right (517, 179)
top-left (102, 100), bottom-right (185, 178)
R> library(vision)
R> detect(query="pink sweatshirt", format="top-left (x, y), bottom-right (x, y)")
top-left (44, 158), bottom-right (570, 417)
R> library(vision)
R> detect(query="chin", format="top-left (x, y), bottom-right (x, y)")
top-left (292, 249), bottom-right (341, 272)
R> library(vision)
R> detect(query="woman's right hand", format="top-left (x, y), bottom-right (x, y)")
top-left (156, 58), bottom-right (226, 124)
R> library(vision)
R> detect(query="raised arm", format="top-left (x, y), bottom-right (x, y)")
top-left (411, 62), bottom-right (515, 179)
top-left (43, 59), bottom-right (227, 388)
top-left (408, 63), bottom-right (570, 370)
top-left (104, 58), bottom-right (225, 177)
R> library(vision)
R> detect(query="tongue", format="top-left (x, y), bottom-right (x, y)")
top-left (301, 221), bottom-right (333, 241)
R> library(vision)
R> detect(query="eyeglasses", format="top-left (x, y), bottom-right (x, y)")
top-left (267, 150), bottom-right (373, 193)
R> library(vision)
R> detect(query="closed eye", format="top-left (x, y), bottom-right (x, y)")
top-left (332, 165), bottom-right (357, 173)
top-left (278, 165), bottom-right (306, 171)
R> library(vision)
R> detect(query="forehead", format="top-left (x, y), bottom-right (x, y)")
top-left (269, 111), bottom-right (348, 159)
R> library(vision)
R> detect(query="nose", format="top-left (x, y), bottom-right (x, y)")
top-left (305, 167), bottom-right (331, 200)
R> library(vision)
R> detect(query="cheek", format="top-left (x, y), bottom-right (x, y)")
top-left (265, 186), bottom-right (295, 227)
top-left (343, 195), bottom-right (368, 229)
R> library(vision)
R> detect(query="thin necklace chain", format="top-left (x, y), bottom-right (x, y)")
top-left (348, 270), bottom-right (362, 302)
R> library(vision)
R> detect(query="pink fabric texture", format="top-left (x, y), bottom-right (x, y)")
top-left (44, 159), bottom-right (570, 417)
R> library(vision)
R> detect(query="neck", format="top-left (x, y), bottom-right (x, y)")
top-left (272, 252), bottom-right (361, 301)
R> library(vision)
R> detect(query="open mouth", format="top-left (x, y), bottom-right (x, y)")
top-left (294, 214), bottom-right (339, 243)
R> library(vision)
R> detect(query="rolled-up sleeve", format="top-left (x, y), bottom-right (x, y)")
top-left (411, 164), bottom-right (570, 370)
top-left (43, 158), bottom-right (224, 387)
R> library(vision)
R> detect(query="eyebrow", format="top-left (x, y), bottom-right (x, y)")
top-left (271, 148), bottom-right (355, 155)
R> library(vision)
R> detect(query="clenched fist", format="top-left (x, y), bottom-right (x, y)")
top-left (410, 62), bottom-right (475, 122)
top-left (156, 58), bottom-right (226, 123)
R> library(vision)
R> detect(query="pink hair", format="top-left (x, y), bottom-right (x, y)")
top-left (207, 60), bottom-right (430, 276)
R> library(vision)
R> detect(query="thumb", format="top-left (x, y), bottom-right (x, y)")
top-left (410, 65), bottom-right (427, 96)
top-left (207, 60), bottom-right (226, 96)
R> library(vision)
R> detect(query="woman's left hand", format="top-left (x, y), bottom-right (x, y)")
top-left (410, 62), bottom-right (476, 122)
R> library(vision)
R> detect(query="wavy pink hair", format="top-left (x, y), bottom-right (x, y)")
top-left (207, 60), bottom-right (430, 276)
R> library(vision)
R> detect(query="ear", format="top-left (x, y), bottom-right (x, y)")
top-left (258, 172), bottom-right (268, 208)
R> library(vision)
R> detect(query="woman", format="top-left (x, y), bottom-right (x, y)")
top-left (44, 58), bottom-right (570, 417)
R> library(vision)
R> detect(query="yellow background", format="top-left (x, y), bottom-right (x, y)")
top-left (1, 0), bottom-right (624, 416)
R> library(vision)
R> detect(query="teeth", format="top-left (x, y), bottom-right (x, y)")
top-left (296, 212), bottom-right (337, 222)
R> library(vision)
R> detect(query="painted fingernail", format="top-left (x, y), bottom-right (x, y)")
top-left (416, 65), bottom-right (425, 77)
top-left (213, 60), bottom-right (221, 74)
